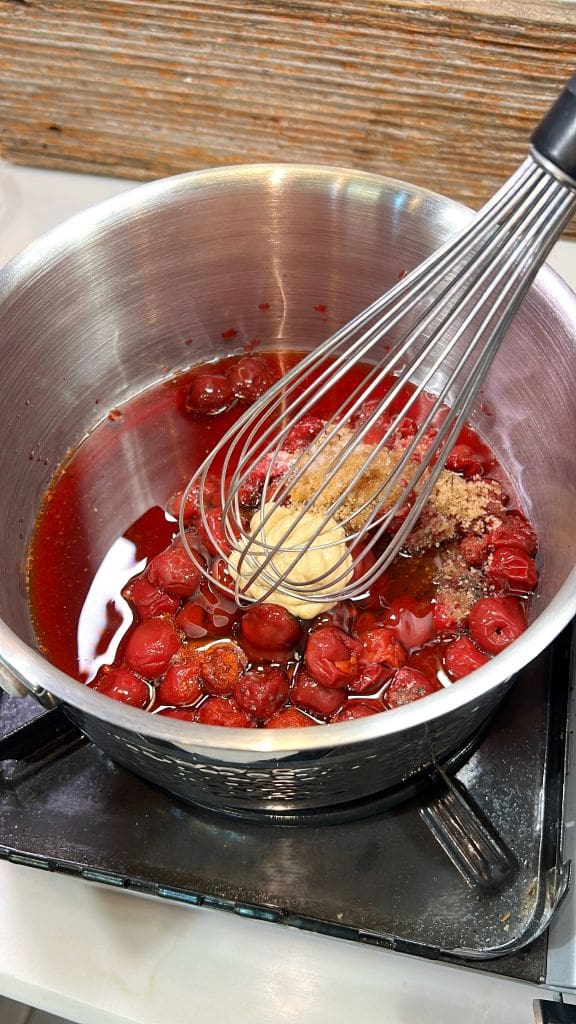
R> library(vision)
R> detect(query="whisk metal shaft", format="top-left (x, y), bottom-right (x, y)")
top-left (181, 75), bottom-right (576, 612)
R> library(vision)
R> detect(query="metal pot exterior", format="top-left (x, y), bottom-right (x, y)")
top-left (0, 164), bottom-right (575, 813)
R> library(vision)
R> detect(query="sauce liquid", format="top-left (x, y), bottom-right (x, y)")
top-left (27, 351), bottom-right (508, 701)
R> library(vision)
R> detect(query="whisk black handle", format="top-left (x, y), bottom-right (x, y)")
top-left (531, 73), bottom-right (576, 184)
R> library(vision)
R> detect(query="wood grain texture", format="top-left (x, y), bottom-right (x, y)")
top-left (0, 0), bottom-right (575, 233)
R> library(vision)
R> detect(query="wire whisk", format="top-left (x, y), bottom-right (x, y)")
top-left (180, 74), bottom-right (576, 616)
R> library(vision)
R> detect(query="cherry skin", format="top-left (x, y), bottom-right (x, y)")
top-left (233, 668), bottom-right (290, 721)
top-left (468, 596), bottom-right (527, 655)
top-left (304, 626), bottom-right (362, 689)
top-left (157, 653), bottom-right (203, 706)
top-left (241, 603), bottom-right (301, 650)
top-left (228, 356), bottom-right (272, 400)
top-left (124, 618), bottom-right (181, 678)
top-left (444, 636), bottom-right (489, 681)
top-left (196, 697), bottom-right (252, 727)
top-left (291, 669), bottom-right (345, 718)
top-left (384, 667), bottom-right (439, 708)
top-left (185, 373), bottom-right (233, 415)
top-left (146, 543), bottom-right (201, 597)
top-left (94, 667), bottom-right (151, 709)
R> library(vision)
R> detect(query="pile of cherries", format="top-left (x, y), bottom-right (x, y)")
top-left (92, 358), bottom-right (539, 728)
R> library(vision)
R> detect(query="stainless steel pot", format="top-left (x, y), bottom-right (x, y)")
top-left (0, 164), bottom-right (575, 815)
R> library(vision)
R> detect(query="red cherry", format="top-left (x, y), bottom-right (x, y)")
top-left (432, 594), bottom-right (468, 634)
top-left (330, 701), bottom-right (380, 723)
top-left (196, 697), bottom-right (252, 728)
top-left (157, 652), bottom-right (203, 706)
top-left (233, 667), bottom-right (290, 721)
top-left (357, 628), bottom-right (407, 669)
top-left (291, 669), bottom-right (345, 717)
top-left (198, 508), bottom-right (231, 557)
top-left (282, 415), bottom-right (324, 453)
top-left (229, 356), bottom-right (272, 400)
top-left (156, 707), bottom-right (197, 721)
top-left (211, 556), bottom-right (236, 595)
top-left (124, 618), bottom-right (181, 678)
top-left (94, 667), bottom-right (151, 709)
top-left (147, 543), bottom-right (201, 597)
top-left (265, 707), bottom-right (317, 728)
top-left (166, 477), bottom-right (220, 522)
top-left (486, 547), bottom-right (538, 592)
top-left (241, 603), bottom-right (301, 650)
top-left (487, 511), bottom-right (537, 555)
top-left (354, 610), bottom-right (383, 634)
top-left (444, 636), bottom-right (490, 681)
top-left (350, 400), bottom-right (391, 445)
top-left (347, 663), bottom-right (392, 695)
top-left (185, 373), bottom-right (233, 415)
top-left (445, 443), bottom-right (485, 478)
top-left (122, 576), bottom-right (180, 620)
top-left (468, 596), bottom-right (527, 655)
top-left (459, 533), bottom-right (490, 568)
top-left (197, 579), bottom-right (240, 635)
top-left (197, 642), bottom-right (247, 696)
top-left (175, 602), bottom-right (208, 639)
top-left (380, 597), bottom-right (434, 649)
top-left (348, 541), bottom-right (376, 588)
top-left (304, 626), bottom-right (362, 689)
top-left (384, 666), bottom-right (439, 708)
top-left (310, 601), bottom-right (355, 634)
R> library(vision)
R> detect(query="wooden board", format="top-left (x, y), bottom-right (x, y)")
top-left (0, 0), bottom-right (575, 233)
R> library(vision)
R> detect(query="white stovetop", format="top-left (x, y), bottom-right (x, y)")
top-left (0, 160), bottom-right (574, 1024)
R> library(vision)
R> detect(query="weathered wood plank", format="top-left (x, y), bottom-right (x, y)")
top-left (0, 0), bottom-right (574, 233)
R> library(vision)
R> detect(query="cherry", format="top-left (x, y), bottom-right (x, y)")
top-left (350, 400), bottom-right (391, 445)
top-left (444, 636), bottom-right (489, 681)
top-left (330, 701), bottom-right (380, 723)
top-left (233, 667), bottom-right (290, 721)
top-left (357, 628), bottom-right (406, 669)
top-left (304, 626), bottom-right (362, 689)
top-left (124, 618), bottom-right (180, 677)
top-left (166, 476), bottom-right (220, 522)
top-left (241, 603), bottom-right (301, 650)
top-left (282, 415), bottom-right (324, 453)
top-left (486, 547), bottom-right (538, 592)
top-left (468, 596), bottom-right (527, 655)
top-left (347, 663), bottom-right (392, 695)
top-left (380, 596), bottom-right (434, 649)
top-left (487, 511), bottom-right (537, 555)
top-left (197, 642), bottom-right (247, 696)
top-left (156, 707), bottom-right (197, 721)
top-left (432, 593), bottom-right (468, 633)
top-left (196, 697), bottom-right (252, 727)
top-left (445, 443), bottom-right (485, 478)
top-left (197, 508), bottom-right (232, 557)
top-left (157, 652), bottom-right (203, 706)
top-left (147, 543), bottom-right (201, 597)
top-left (384, 666), bottom-right (439, 708)
top-left (290, 669), bottom-right (345, 717)
top-left (122, 576), bottom-right (180, 620)
top-left (175, 602), bottom-right (208, 639)
top-left (265, 707), bottom-right (317, 728)
top-left (94, 667), bottom-right (151, 709)
top-left (459, 533), bottom-right (489, 568)
top-left (229, 356), bottom-right (272, 400)
top-left (185, 373), bottom-right (233, 415)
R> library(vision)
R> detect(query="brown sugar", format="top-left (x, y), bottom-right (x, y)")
top-left (287, 427), bottom-right (506, 549)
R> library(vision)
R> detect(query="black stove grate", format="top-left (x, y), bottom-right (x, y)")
top-left (0, 626), bottom-right (572, 984)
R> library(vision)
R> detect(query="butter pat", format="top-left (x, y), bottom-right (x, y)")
top-left (229, 503), bottom-right (353, 619)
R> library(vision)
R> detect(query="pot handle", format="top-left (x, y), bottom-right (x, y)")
top-left (0, 659), bottom-right (57, 708)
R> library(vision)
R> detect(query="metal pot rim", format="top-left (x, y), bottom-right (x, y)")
top-left (1, 162), bottom-right (575, 754)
